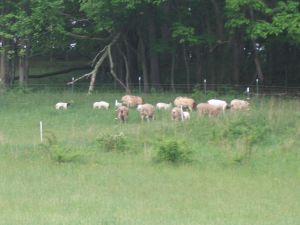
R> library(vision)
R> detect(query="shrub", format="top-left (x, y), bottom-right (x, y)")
top-left (96, 132), bottom-right (128, 152)
top-left (40, 131), bottom-right (82, 163)
top-left (154, 138), bottom-right (192, 163)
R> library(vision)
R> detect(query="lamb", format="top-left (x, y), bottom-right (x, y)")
top-left (230, 99), bottom-right (250, 111)
top-left (174, 96), bottom-right (196, 111)
top-left (55, 102), bottom-right (70, 110)
top-left (182, 111), bottom-right (190, 120)
top-left (93, 101), bottom-right (109, 109)
top-left (171, 107), bottom-right (182, 121)
top-left (171, 106), bottom-right (190, 121)
top-left (121, 95), bottom-right (143, 107)
top-left (197, 103), bottom-right (221, 117)
top-left (156, 102), bottom-right (172, 110)
top-left (207, 99), bottom-right (230, 112)
top-left (115, 99), bottom-right (122, 108)
top-left (116, 106), bottom-right (129, 123)
top-left (137, 104), bottom-right (156, 121)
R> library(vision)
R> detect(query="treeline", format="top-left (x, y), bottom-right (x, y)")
top-left (0, 0), bottom-right (300, 92)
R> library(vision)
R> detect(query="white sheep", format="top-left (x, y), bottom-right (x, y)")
top-left (93, 101), bottom-right (109, 109)
top-left (156, 102), bottom-right (172, 110)
top-left (182, 111), bottom-right (190, 120)
top-left (207, 99), bottom-right (230, 112)
top-left (115, 99), bottom-right (122, 108)
top-left (55, 102), bottom-right (70, 110)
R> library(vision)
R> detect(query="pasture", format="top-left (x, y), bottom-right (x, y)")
top-left (0, 90), bottom-right (299, 225)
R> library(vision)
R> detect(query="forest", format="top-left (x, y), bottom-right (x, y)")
top-left (1, 0), bottom-right (300, 93)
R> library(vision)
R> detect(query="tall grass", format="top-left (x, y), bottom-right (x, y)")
top-left (0, 91), bottom-right (299, 224)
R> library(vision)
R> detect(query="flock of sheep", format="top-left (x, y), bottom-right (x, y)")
top-left (55, 95), bottom-right (250, 122)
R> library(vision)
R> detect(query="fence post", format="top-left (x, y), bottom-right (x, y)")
top-left (40, 121), bottom-right (43, 143)
top-left (246, 87), bottom-right (250, 99)
top-left (71, 77), bottom-right (74, 93)
top-left (204, 79), bottom-right (207, 96)
top-left (256, 78), bottom-right (259, 96)
top-left (138, 76), bottom-right (141, 93)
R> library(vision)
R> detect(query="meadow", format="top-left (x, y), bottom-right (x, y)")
top-left (0, 89), bottom-right (299, 225)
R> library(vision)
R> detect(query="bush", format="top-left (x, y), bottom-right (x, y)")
top-left (40, 131), bottom-right (82, 163)
top-left (96, 132), bottom-right (128, 152)
top-left (154, 138), bottom-right (192, 163)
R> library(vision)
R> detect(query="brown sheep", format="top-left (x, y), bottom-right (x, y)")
top-left (174, 96), bottom-right (196, 111)
top-left (197, 103), bottom-right (221, 117)
top-left (171, 107), bottom-right (183, 121)
top-left (137, 104), bottom-right (155, 121)
top-left (116, 106), bottom-right (129, 123)
top-left (230, 99), bottom-right (250, 111)
top-left (121, 95), bottom-right (143, 107)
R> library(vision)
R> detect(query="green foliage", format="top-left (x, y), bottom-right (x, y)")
top-left (96, 132), bottom-right (128, 152)
top-left (154, 138), bottom-right (192, 164)
top-left (172, 22), bottom-right (200, 45)
top-left (223, 117), bottom-right (270, 147)
top-left (40, 131), bottom-right (82, 163)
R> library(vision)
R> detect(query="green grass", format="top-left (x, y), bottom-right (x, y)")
top-left (0, 90), bottom-right (299, 225)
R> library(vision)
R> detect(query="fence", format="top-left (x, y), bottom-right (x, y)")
top-left (11, 81), bottom-right (300, 97)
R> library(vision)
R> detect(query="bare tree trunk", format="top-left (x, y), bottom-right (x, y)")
top-left (249, 8), bottom-right (264, 81)
top-left (182, 43), bottom-right (191, 92)
top-left (118, 43), bottom-right (130, 91)
top-left (148, 15), bottom-right (161, 89)
top-left (170, 50), bottom-right (176, 92)
top-left (252, 40), bottom-right (264, 81)
top-left (195, 46), bottom-right (203, 83)
top-left (0, 41), bottom-right (7, 89)
top-left (138, 32), bottom-right (150, 92)
top-left (18, 44), bottom-right (29, 86)
top-left (232, 37), bottom-right (240, 84)
top-left (88, 49), bottom-right (108, 94)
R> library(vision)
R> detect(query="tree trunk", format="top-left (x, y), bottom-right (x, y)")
top-left (195, 46), bottom-right (203, 83)
top-left (138, 31), bottom-right (150, 92)
top-left (182, 43), bottom-right (191, 92)
top-left (252, 40), bottom-right (264, 81)
top-left (18, 44), bottom-right (29, 86)
top-left (0, 41), bottom-right (7, 89)
top-left (232, 36), bottom-right (240, 84)
top-left (148, 15), bottom-right (161, 89)
top-left (170, 50), bottom-right (176, 92)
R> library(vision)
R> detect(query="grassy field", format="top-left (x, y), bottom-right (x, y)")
top-left (0, 90), bottom-right (299, 225)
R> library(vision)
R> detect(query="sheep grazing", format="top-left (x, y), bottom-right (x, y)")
top-left (197, 103), bottom-right (221, 117)
top-left (171, 107), bottom-right (182, 121)
top-left (115, 99), bottom-right (122, 108)
top-left (55, 102), bottom-right (70, 110)
top-left (156, 102), bottom-right (172, 110)
top-left (230, 99), bottom-right (250, 111)
top-left (93, 101), bottom-right (109, 109)
top-left (121, 95), bottom-right (143, 107)
top-left (116, 106), bottom-right (129, 123)
top-left (207, 99), bottom-right (230, 112)
top-left (137, 104), bottom-right (156, 122)
top-left (182, 111), bottom-right (190, 120)
top-left (174, 96), bottom-right (196, 111)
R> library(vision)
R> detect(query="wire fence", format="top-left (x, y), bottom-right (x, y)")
top-left (12, 81), bottom-right (300, 97)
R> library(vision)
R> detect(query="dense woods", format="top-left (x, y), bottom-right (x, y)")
top-left (0, 0), bottom-right (299, 92)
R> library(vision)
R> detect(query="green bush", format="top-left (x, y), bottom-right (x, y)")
top-left (40, 131), bottom-right (82, 163)
top-left (96, 132), bottom-right (128, 152)
top-left (154, 138), bottom-right (192, 163)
